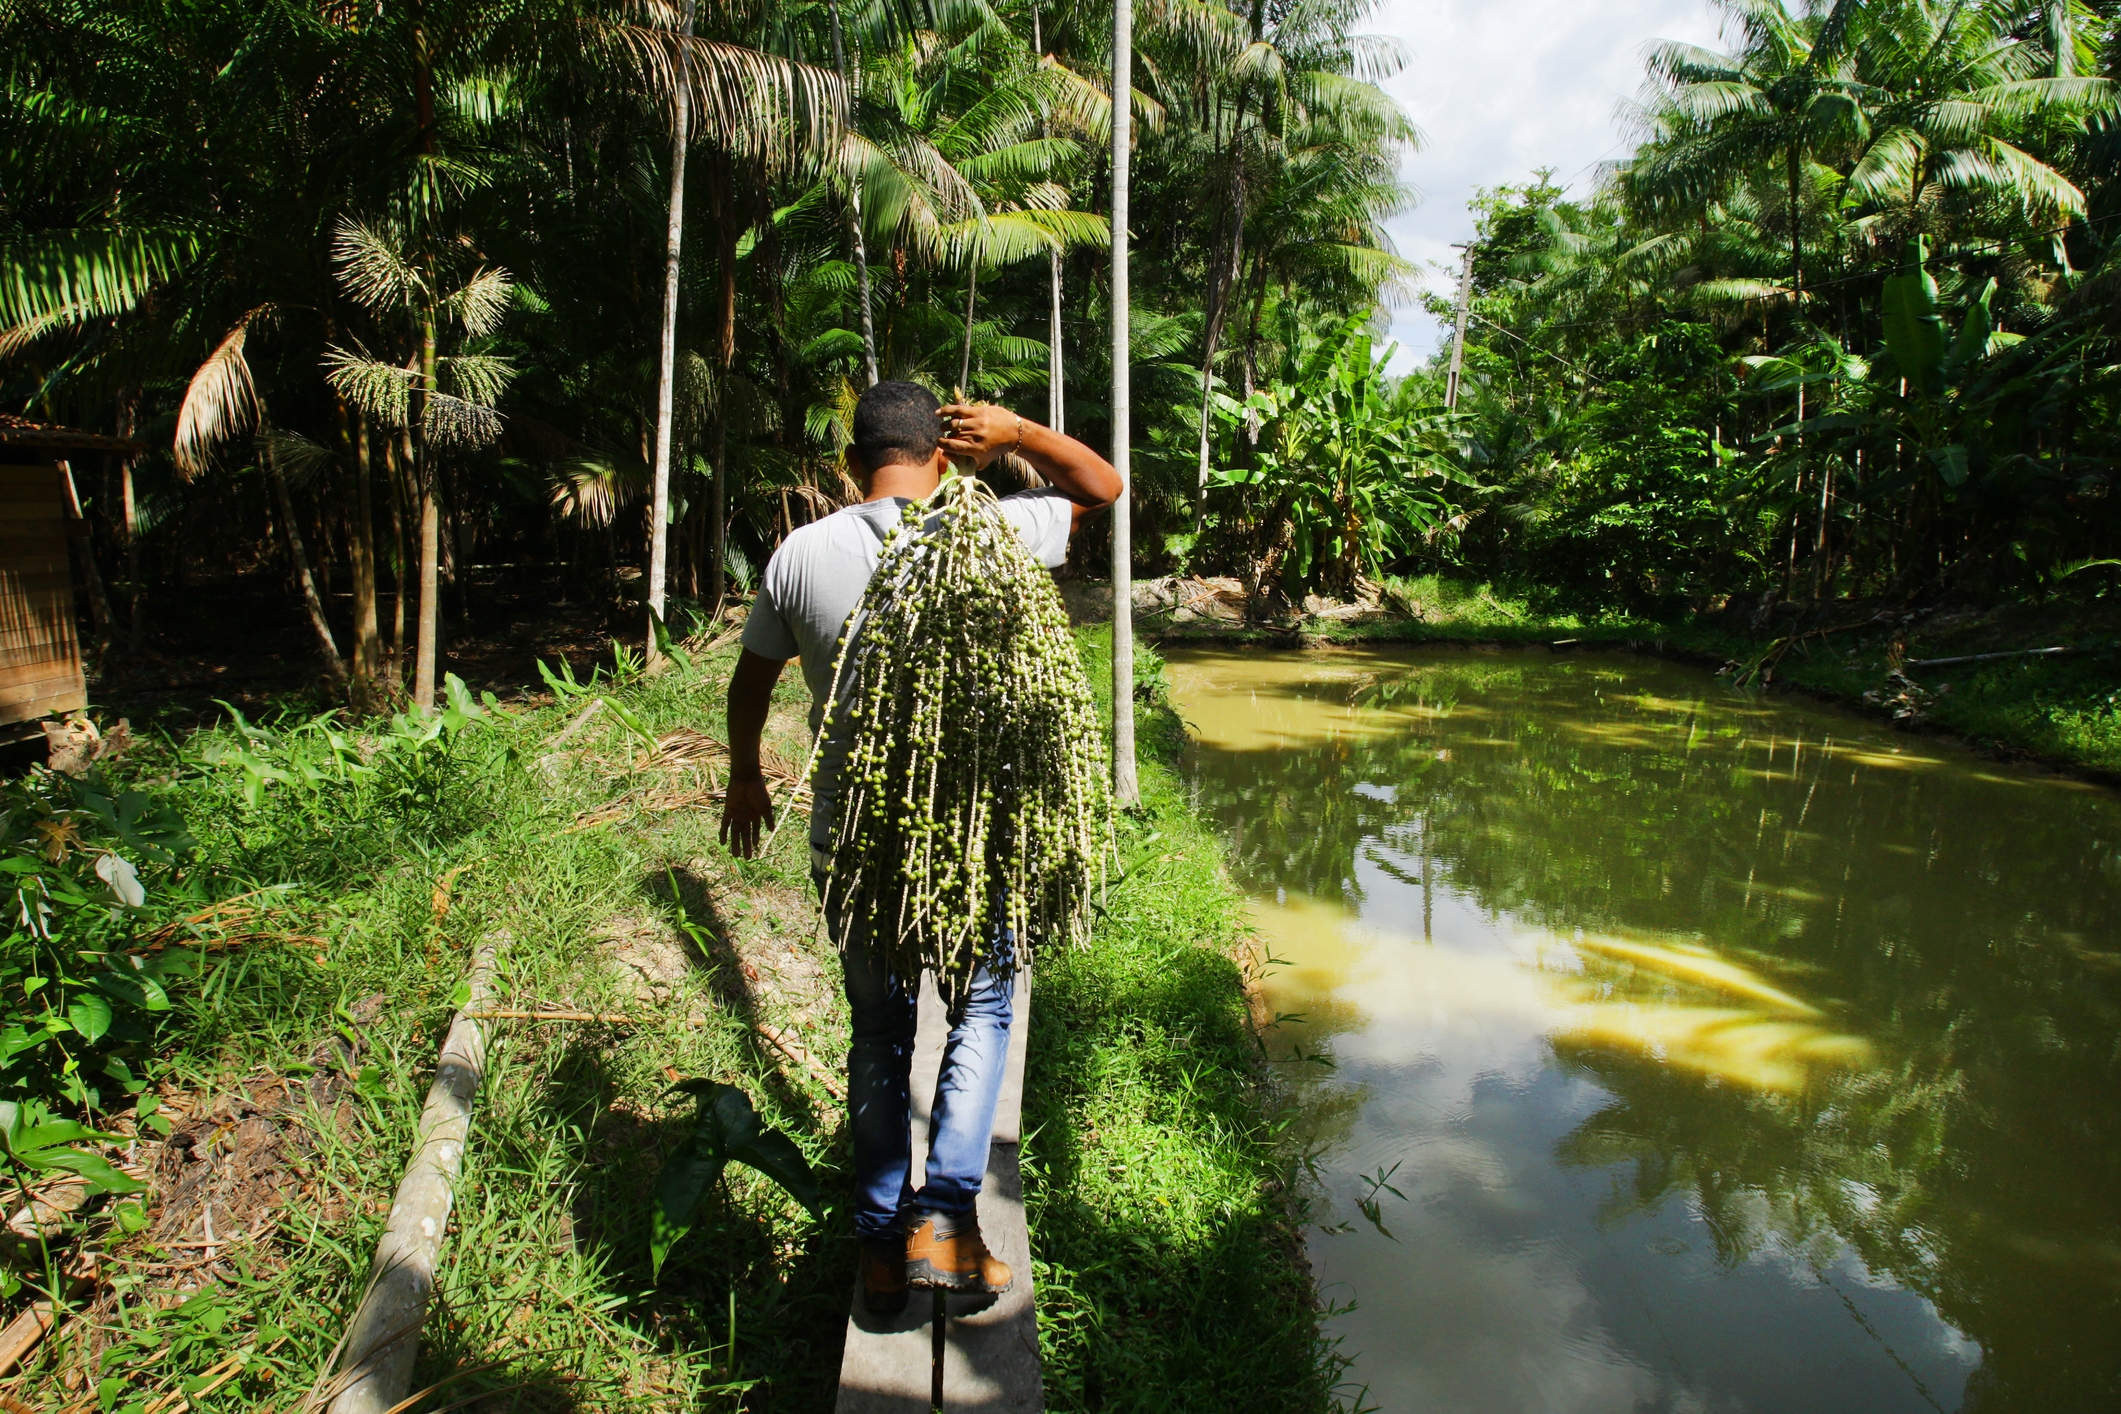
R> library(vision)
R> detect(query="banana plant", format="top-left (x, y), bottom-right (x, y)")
top-left (1212, 316), bottom-right (1463, 596)
top-left (651, 1080), bottom-right (819, 1278)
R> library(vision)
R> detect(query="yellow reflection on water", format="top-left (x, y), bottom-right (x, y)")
top-left (1247, 893), bottom-right (1873, 1094)
top-left (1168, 652), bottom-right (1477, 753)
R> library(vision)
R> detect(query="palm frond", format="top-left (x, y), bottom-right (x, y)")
top-left (0, 227), bottom-right (198, 328)
top-left (332, 219), bottom-right (425, 313)
top-left (175, 310), bottom-right (268, 479)
top-left (423, 392), bottom-right (505, 449)
top-left (322, 348), bottom-right (414, 428)
top-left (445, 267), bottom-right (515, 337)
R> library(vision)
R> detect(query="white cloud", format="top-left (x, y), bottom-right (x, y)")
top-left (1364, 0), bottom-right (1729, 369)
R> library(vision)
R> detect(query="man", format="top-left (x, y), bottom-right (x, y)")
top-left (720, 380), bottom-right (1120, 1315)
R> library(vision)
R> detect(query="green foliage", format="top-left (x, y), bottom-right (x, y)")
top-left (191, 674), bottom-right (505, 871)
top-left (1408, 2), bottom-right (2121, 612)
top-left (1209, 316), bottom-right (1461, 595)
top-left (650, 1080), bottom-right (820, 1279)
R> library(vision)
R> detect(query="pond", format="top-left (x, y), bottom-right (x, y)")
top-left (1164, 646), bottom-right (2121, 1414)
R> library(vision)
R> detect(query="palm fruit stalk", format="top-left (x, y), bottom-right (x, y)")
top-left (808, 472), bottom-right (1111, 1005)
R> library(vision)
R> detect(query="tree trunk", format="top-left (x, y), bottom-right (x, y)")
top-left (414, 315), bottom-right (440, 712)
top-left (1194, 135), bottom-right (1246, 529)
top-left (1049, 248), bottom-right (1066, 434)
top-left (116, 387), bottom-right (143, 644)
top-left (647, 0), bottom-right (693, 664)
top-left (827, 0), bottom-right (879, 386)
top-left (958, 258), bottom-right (979, 394)
top-left (262, 427), bottom-right (349, 689)
top-left (1110, 0), bottom-right (1138, 806)
top-left (709, 180), bottom-right (738, 613)
top-left (1787, 141), bottom-right (1803, 307)
top-left (388, 433), bottom-right (409, 690)
top-left (345, 405), bottom-right (384, 712)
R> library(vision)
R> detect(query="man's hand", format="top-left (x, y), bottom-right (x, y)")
top-left (720, 774), bottom-right (776, 859)
top-left (724, 649), bottom-right (789, 859)
top-left (938, 402), bottom-right (1120, 529)
top-left (939, 402), bottom-right (1022, 471)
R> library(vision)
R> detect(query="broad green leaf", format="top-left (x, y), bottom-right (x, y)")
top-left (1949, 278), bottom-right (1997, 373)
top-left (1880, 238), bottom-right (1946, 398)
top-left (68, 992), bottom-right (112, 1043)
top-left (650, 1135), bottom-right (726, 1278)
top-left (94, 970), bottom-right (171, 1012)
top-left (727, 1130), bottom-right (822, 1216)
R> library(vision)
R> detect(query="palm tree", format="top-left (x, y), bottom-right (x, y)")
top-left (1842, 0), bottom-right (2111, 241)
top-left (324, 219), bottom-right (515, 711)
top-left (1626, 0), bottom-right (1870, 309)
top-left (1111, 0), bottom-right (1138, 806)
top-left (648, 0), bottom-right (696, 661)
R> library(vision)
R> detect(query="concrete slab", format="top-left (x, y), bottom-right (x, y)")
top-left (836, 970), bottom-right (1040, 1414)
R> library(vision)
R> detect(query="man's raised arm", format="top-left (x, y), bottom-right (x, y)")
top-left (939, 403), bottom-right (1122, 529)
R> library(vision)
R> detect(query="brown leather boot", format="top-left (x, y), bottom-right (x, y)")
top-left (902, 1209), bottom-right (1013, 1294)
top-left (859, 1235), bottom-right (909, 1315)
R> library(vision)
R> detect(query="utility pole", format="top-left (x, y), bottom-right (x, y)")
top-left (1444, 242), bottom-right (1472, 410)
top-left (1110, 0), bottom-right (1137, 806)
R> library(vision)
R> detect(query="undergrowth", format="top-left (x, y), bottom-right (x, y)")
top-left (3, 632), bottom-right (1337, 1412)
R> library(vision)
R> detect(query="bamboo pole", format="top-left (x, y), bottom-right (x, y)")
top-left (325, 935), bottom-right (502, 1414)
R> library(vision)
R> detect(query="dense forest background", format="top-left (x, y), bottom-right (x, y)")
top-left (6, 0), bottom-right (2121, 710)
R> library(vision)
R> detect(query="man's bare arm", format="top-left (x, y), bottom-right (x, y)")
top-left (721, 648), bottom-right (788, 859)
top-left (939, 403), bottom-right (1122, 529)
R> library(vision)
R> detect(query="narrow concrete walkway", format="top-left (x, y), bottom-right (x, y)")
top-left (835, 970), bottom-right (1041, 1414)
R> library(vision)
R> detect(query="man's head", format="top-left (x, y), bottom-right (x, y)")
top-left (849, 380), bottom-right (943, 485)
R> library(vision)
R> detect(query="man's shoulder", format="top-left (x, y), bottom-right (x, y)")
top-left (772, 502), bottom-right (889, 558)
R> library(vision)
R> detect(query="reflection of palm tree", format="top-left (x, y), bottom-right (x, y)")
top-left (1178, 648), bottom-right (2121, 1409)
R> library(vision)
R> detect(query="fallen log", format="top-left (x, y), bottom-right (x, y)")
top-left (1903, 646), bottom-right (2081, 670)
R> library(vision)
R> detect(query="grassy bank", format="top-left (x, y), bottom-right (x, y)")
top-left (3, 633), bottom-right (1333, 1412)
top-left (1140, 574), bottom-right (2121, 781)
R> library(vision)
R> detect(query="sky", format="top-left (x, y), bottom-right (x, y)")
top-left (1365, 0), bottom-right (1730, 369)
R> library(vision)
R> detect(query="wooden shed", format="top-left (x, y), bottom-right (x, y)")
top-left (0, 415), bottom-right (142, 728)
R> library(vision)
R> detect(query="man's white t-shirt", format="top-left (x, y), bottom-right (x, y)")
top-left (741, 488), bottom-right (1073, 856)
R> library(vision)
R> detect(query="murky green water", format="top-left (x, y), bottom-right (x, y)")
top-left (1166, 646), bottom-right (2121, 1414)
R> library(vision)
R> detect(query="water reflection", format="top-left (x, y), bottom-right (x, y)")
top-left (1169, 648), bottom-right (2121, 1414)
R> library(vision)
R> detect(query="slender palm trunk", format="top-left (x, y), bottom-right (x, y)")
top-left (827, 0), bottom-right (879, 385)
top-left (116, 387), bottom-right (143, 644)
top-left (262, 424), bottom-right (349, 689)
top-left (414, 315), bottom-right (440, 712)
top-left (1194, 137), bottom-right (1245, 529)
top-left (710, 185), bottom-right (738, 612)
top-left (388, 434), bottom-right (409, 687)
top-left (1110, 0), bottom-right (1138, 806)
top-left (348, 409), bottom-right (382, 710)
top-left (958, 259), bottom-right (978, 394)
top-left (649, 0), bottom-right (693, 662)
top-left (1049, 248), bottom-right (1065, 434)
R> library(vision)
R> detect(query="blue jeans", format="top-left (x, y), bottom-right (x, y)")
top-left (825, 878), bottom-right (1016, 1243)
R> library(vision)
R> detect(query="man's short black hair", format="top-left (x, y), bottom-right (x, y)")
top-left (851, 380), bottom-right (942, 470)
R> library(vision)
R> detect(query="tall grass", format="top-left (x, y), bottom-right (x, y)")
top-left (5, 637), bottom-right (1339, 1412)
